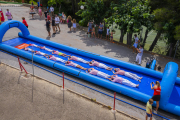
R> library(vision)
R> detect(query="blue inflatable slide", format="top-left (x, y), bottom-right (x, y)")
top-left (0, 20), bottom-right (180, 116)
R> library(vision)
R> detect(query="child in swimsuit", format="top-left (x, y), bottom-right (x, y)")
top-left (65, 61), bottom-right (87, 70)
top-left (89, 60), bottom-right (113, 71)
top-left (24, 47), bottom-right (35, 52)
top-left (108, 75), bottom-right (139, 88)
top-left (45, 55), bottom-right (66, 63)
top-left (91, 25), bottom-right (96, 38)
top-left (110, 30), bottom-right (115, 43)
top-left (113, 68), bottom-right (142, 82)
top-left (68, 56), bottom-right (89, 64)
top-left (29, 43), bottom-right (38, 47)
top-left (34, 51), bottom-right (46, 56)
top-left (52, 50), bottom-right (70, 57)
top-left (38, 46), bottom-right (53, 52)
top-left (87, 68), bottom-right (110, 79)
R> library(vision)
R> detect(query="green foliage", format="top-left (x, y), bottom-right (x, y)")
top-left (48, 0), bottom-right (63, 6)
top-left (76, 0), bottom-right (108, 25)
top-left (29, 0), bottom-right (37, 5)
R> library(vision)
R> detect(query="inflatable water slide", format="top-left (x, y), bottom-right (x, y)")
top-left (0, 20), bottom-right (180, 116)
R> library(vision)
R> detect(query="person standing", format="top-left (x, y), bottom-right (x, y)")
top-left (106, 27), bottom-right (110, 40)
top-left (52, 16), bottom-right (56, 34)
top-left (72, 19), bottom-right (76, 31)
top-left (110, 29), bottom-right (115, 42)
top-left (98, 22), bottom-right (103, 39)
top-left (151, 81), bottom-right (161, 111)
top-left (6, 9), bottom-right (13, 20)
top-left (133, 34), bottom-right (140, 53)
top-left (47, 13), bottom-right (51, 21)
top-left (87, 21), bottom-right (93, 34)
top-left (29, 8), bottom-right (35, 19)
top-left (50, 6), bottom-right (54, 17)
top-left (55, 14), bottom-right (60, 32)
top-left (46, 19), bottom-right (51, 37)
top-left (37, 1), bottom-right (40, 8)
top-left (0, 8), bottom-right (5, 22)
top-left (0, 12), bottom-right (1, 25)
top-left (44, 9), bottom-right (48, 18)
top-left (146, 99), bottom-right (153, 120)
top-left (91, 25), bottom-right (96, 38)
top-left (22, 17), bottom-right (28, 28)
top-left (67, 16), bottom-right (72, 31)
top-left (38, 7), bottom-right (42, 19)
top-left (135, 44), bottom-right (144, 65)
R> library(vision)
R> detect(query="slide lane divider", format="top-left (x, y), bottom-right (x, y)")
top-left (0, 49), bottom-right (169, 120)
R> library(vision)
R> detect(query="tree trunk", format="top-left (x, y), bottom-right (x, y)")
top-left (120, 30), bottom-right (124, 43)
top-left (143, 29), bottom-right (148, 45)
top-left (166, 41), bottom-right (177, 57)
top-left (72, 0), bottom-right (75, 15)
top-left (127, 33), bottom-right (129, 45)
top-left (59, 4), bottom-right (61, 13)
top-left (127, 32), bottom-right (132, 45)
top-left (149, 31), bottom-right (161, 51)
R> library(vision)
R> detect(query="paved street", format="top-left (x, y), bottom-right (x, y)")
top-left (0, 64), bottom-right (134, 120)
top-left (0, 6), bottom-right (180, 120)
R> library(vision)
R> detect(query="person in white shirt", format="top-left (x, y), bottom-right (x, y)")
top-left (133, 34), bottom-right (140, 53)
top-left (135, 44), bottom-right (144, 65)
top-left (55, 14), bottom-right (60, 32)
top-left (106, 27), bottom-right (110, 40)
top-left (50, 6), bottom-right (54, 16)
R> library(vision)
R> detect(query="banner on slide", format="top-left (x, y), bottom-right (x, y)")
top-left (15, 43), bottom-right (29, 49)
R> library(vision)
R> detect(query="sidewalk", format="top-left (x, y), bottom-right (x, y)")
top-left (0, 63), bottom-right (135, 120)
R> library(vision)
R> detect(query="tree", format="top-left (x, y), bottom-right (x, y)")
top-left (148, 0), bottom-right (180, 57)
top-left (105, 0), bottom-right (153, 45)
top-left (48, 0), bottom-right (64, 12)
top-left (76, 0), bottom-right (108, 26)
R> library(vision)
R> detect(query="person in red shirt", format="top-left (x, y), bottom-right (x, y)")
top-left (151, 81), bottom-right (161, 111)
top-left (47, 13), bottom-right (51, 21)
top-left (22, 17), bottom-right (28, 28)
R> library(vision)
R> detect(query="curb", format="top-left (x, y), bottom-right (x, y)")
top-left (0, 5), bottom-right (22, 7)
top-left (0, 62), bottom-right (140, 120)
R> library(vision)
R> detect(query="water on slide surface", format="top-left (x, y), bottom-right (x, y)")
top-left (2, 37), bottom-right (180, 106)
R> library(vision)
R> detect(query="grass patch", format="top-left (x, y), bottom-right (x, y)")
top-left (0, 1), bottom-right (22, 4)
top-left (109, 24), bottom-right (167, 54)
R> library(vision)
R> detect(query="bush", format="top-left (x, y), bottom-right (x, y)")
top-left (29, 0), bottom-right (37, 5)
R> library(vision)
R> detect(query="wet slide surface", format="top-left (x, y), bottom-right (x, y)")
top-left (2, 37), bottom-right (180, 106)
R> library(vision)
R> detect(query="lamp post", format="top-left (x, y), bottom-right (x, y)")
top-left (80, 5), bottom-right (84, 10)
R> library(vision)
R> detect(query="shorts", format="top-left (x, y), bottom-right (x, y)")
top-left (133, 43), bottom-right (138, 48)
top-left (73, 63), bottom-right (78, 67)
top-left (98, 63), bottom-right (108, 69)
top-left (98, 31), bottom-right (103, 34)
top-left (46, 27), bottom-right (50, 32)
top-left (97, 71), bottom-right (110, 79)
top-left (146, 113), bottom-right (152, 117)
top-left (152, 95), bottom-right (161, 101)
top-left (8, 19), bottom-right (12, 20)
top-left (111, 36), bottom-right (113, 39)
top-left (55, 23), bottom-right (59, 26)
top-left (88, 28), bottom-right (92, 32)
